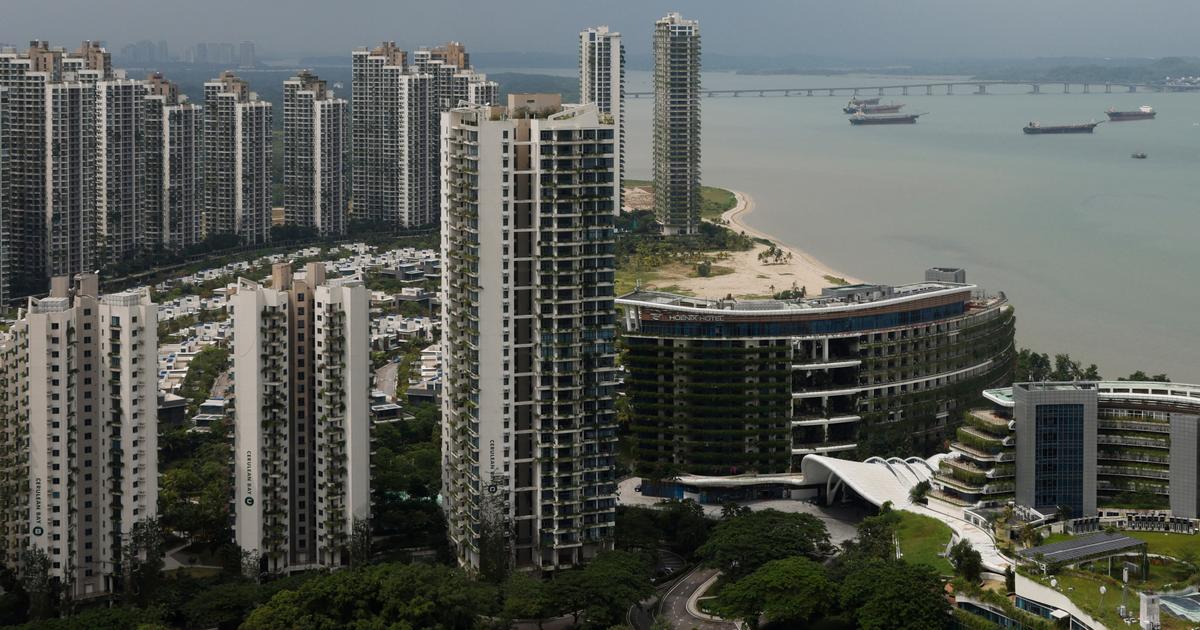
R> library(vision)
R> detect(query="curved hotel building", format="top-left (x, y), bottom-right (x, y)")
top-left (617, 279), bottom-right (1015, 485)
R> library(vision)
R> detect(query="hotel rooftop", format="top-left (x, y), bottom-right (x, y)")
top-left (618, 281), bottom-right (980, 313)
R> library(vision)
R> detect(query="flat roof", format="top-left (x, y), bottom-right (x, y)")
top-left (1019, 532), bottom-right (1145, 564)
top-left (617, 281), bottom-right (976, 315)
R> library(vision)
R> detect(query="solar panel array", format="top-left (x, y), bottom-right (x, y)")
top-left (1019, 532), bottom-right (1145, 564)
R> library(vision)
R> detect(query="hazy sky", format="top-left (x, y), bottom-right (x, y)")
top-left (3, 0), bottom-right (1199, 61)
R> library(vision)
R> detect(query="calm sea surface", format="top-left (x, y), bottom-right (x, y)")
top-left (497, 68), bottom-right (1200, 381)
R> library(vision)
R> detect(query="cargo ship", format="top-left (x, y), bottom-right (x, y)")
top-left (1106, 105), bottom-right (1156, 121)
top-left (1023, 121), bottom-right (1101, 134)
top-left (850, 112), bottom-right (923, 125)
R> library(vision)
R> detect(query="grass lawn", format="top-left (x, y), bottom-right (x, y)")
top-left (624, 179), bottom-right (739, 220)
top-left (895, 511), bottom-right (955, 574)
top-left (1028, 569), bottom-right (1194, 630)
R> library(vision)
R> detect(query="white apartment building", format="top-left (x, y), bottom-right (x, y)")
top-left (653, 13), bottom-right (702, 235)
top-left (204, 71), bottom-right (272, 245)
top-left (283, 70), bottom-right (348, 236)
top-left (580, 26), bottom-right (624, 209)
top-left (351, 42), bottom-right (496, 228)
top-left (144, 73), bottom-right (202, 250)
top-left (0, 273), bottom-right (157, 599)
top-left (441, 96), bottom-right (619, 575)
top-left (232, 262), bottom-right (370, 574)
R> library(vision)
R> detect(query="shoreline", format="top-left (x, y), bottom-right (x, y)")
top-left (719, 189), bottom-right (861, 289)
top-left (620, 184), bottom-right (859, 298)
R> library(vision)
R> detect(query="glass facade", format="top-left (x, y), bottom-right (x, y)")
top-left (1034, 403), bottom-right (1086, 516)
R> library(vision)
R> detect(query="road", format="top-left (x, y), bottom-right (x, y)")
top-left (374, 361), bottom-right (399, 400)
top-left (656, 567), bottom-right (735, 630)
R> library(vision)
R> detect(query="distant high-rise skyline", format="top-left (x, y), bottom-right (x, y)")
top-left (652, 12), bottom-right (701, 235)
top-left (351, 41), bottom-right (495, 228)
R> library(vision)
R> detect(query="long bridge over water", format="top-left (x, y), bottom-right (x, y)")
top-left (626, 80), bottom-right (1181, 99)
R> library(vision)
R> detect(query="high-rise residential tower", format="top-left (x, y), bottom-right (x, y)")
top-left (0, 273), bottom-right (158, 599)
top-left (652, 13), bottom-right (702, 235)
top-left (283, 70), bottom-right (348, 236)
top-left (95, 71), bottom-right (147, 263)
top-left (0, 87), bottom-right (8, 302)
top-left (0, 41), bottom-right (103, 297)
top-left (232, 263), bottom-right (371, 574)
top-left (580, 26), bottom-right (624, 210)
top-left (351, 41), bottom-right (496, 227)
top-left (204, 71), bottom-right (272, 245)
top-left (144, 73), bottom-right (203, 250)
top-left (441, 95), bottom-right (619, 574)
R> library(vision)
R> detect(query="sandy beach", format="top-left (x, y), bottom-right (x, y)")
top-left (625, 187), bottom-right (859, 299)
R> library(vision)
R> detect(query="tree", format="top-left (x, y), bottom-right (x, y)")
top-left (1004, 566), bottom-right (1016, 594)
top-left (180, 579), bottom-right (264, 630)
top-left (19, 547), bottom-right (59, 621)
top-left (546, 550), bottom-right (654, 628)
top-left (1014, 349), bottom-right (1052, 382)
top-left (719, 501), bottom-right (751, 520)
top-left (178, 346), bottom-right (230, 414)
top-left (241, 563), bottom-right (498, 630)
top-left (1121, 370), bottom-right (1170, 383)
top-left (839, 560), bottom-right (951, 630)
top-left (949, 539), bottom-right (983, 583)
top-left (348, 517), bottom-right (372, 568)
top-left (502, 573), bottom-right (554, 627)
top-left (697, 509), bottom-right (831, 580)
top-left (656, 500), bottom-right (713, 559)
top-left (909, 480), bottom-right (931, 504)
top-left (614, 506), bottom-right (661, 554)
top-left (843, 505), bottom-right (902, 561)
top-left (121, 518), bottom-right (166, 607)
top-left (714, 557), bottom-right (829, 629)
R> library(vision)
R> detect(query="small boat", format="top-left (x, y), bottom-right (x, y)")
top-left (1131, 152), bottom-right (1148, 159)
top-left (1023, 121), bottom-right (1102, 134)
top-left (846, 102), bottom-right (904, 115)
top-left (1107, 105), bottom-right (1156, 121)
top-left (842, 97), bottom-right (881, 113)
top-left (850, 112), bottom-right (923, 125)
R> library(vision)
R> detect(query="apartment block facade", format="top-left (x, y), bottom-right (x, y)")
top-left (352, 41), bottom-right (496, 227)
top-left (204, 71), bottom-right (272, 245)
top-left (283, 70), bottom-right (348, 236)
top-left (232, 263), bottom-right (370, 574)
top-left (0, 42), bottom-right (104, 298)
top-left (580, 26), bottom-right (624, 211)
top-left (95, 75), bottom-right (147, 263)
top-left (144, 73), bottom-right (202, 250)
top-left (441, 97), bottom-right (619, 574)
top-left (0, 273), bottom-right (157, 599)
top-left (652, 13), bottom-right (702, 235)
